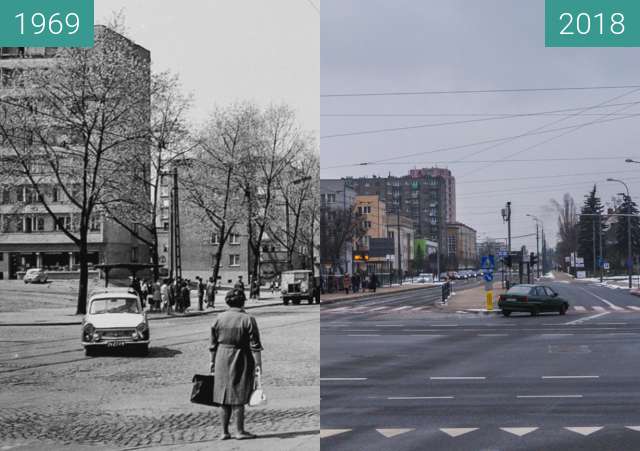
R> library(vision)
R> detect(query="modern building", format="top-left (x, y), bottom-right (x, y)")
top-left (320, 179), bottom-right (357, 274)
top-left (386, 214), bottom-right (415, 276)
top-left (446, 222), bottom-right (478, 270)
top-left (0, 28), bottom-right (151, 280)
top-left (349, 168), bottom-right (455, 260)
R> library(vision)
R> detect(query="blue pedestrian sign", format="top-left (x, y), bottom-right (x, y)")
top-left (481, 255), bottom-right (495, 270)
top-left (483, 272), bottom-right (494, 282)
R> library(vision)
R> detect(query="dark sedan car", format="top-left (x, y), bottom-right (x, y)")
top-left (498, 284), bottom-right (569, 316)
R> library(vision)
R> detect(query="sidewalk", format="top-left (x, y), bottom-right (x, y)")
top-left (440, 284), bottom-right (506, 313)
top-left (0, 291), bottom-right (283, 327)
top-left (321, 283), bottom-right (440, 304)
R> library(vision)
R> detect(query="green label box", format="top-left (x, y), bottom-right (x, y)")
top-left (546, 0), bottom-right (640, 47)
top-left (0, 0), bottom-right (94, 48)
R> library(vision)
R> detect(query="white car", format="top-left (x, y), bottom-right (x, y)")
top-left (416, 273), bottom-right (434, 283)
top-left (23, 268), bottom-right (48, 284)
top-left (81, 288), bottom-right (149, 356)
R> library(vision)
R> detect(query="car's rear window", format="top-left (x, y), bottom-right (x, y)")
top-left (90, 297), bottom-right (140, 314)
top-left (506, 286), bottom-right (533, 295)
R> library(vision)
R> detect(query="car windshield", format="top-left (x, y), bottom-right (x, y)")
top-left (506, 286), bottom-right (533, 295)
top-left (26, 269), bottom-right (41, 274)
top-left (90, 297), bottom-right (140, 314)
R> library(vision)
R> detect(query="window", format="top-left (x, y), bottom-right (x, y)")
top-left (35, 217), bottom-right (45, 232)
top-left (327, 193), bottom-right (336, 203)
top-left (52, 186), bottom-right (59, 202)
top-left (16, 186), bottom-right (25, 203)
top-left (230, 233), bottom-right (240, 244)
top-left (89, 216), bottom-right (101, 232)
top-left (544, 287), bottom-right (557, 297)
top-left (388, 231), bottom-right (395, 240)
top-left (131, 247), bottom-right (138, 263)
top-left (163, 221), bottom-right (169, 231)
top-left (16, 217), bottom-right (23, 232)
top-left (161, 207), bottom-right (169, 220)
top-left (162, 199), bottom-right (170, 208)
top-left (160, 185), bottom-right (169, 197)
top-left (211, 233), bottom-right (219, 244)
top-left (55, 215), bottom-right (71, 231)
top-left (0, 188), bottom-right (9, 204)
top-left (320, 194), bottom-right (326, 204)
top-left (362, 221), bottom-right (372, 229)
top-left (229, 254), bottom-right (240, 266)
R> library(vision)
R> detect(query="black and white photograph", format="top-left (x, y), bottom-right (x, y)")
top-left (0, 1), bottom-right (319, 450)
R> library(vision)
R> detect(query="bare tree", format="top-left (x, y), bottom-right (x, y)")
top-left (550, 193), bottom-right (578, 267)
top-left (102, 72), bottom-right (193, 282)
top-left (181, 103), bottom-right (258, 289)
top-left (320, 205), bottom-right (364, 274)
top-left (0, 27), bottom-right (150, 314)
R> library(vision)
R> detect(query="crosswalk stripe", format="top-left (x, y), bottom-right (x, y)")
top-left (440, 428), bottom-right (478, 437)
top-left (500, 427), bottom-right (538, 437)
top-left (626, 426), bottom-right (640, 432)
top-left (574, 306), bottom-right (586, 312)
top-left (564, 426), bottom-right (603, 436)
top-left (592, 306), bottom-right (606, 312)
top-left (376, 428), bottom-right (415, 438)
top-left (391, 306), bottom-right (412, 311)
top-left (628, 306), bottom-right (640, 311)
top-left (320, 429), bottom-right (352, 438)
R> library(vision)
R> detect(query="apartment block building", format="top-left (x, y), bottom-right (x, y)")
top-left (446, 222), bottom-right (478, 270)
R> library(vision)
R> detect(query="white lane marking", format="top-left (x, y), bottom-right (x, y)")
top-left (573, 306), bottom-right (586, 312)
top-left (391, 306), bottom-right (412, 311)
top-left (376, 429), bottom-right (415, 438)
top-left (628, 306), bottom-right (640, 311)
top-left (388, 396), bottom-right (454, 400)
top-left (564, 426), bottom-right (603, 436)
top-left (320, 378), bottom-right (368, 381)
top-left (410, 334), bottom-right (445, 337)
top-left (540, 334), bottom-right (574, 337)
top-left (592, 306), bottom-right (606, 312)
top-left (576, 286), bottom-right (621, 309)
top-left (430, 324), bottom-right (458, 327)
top-left (500, 427), bottom-right (539, 437)
top-left (564, 311), bottom-right (610, 325)
top-left (430, 376), bottom-right (486, 380)
top-left (320, 429), bottom-right (351, 439)
top-left (626, 426), bottom-right (640, 432)
top-left (375, 324), bottom-right (403, 327)
top-left (477, 334), bottom-right (509, 337)
top-left (517, 395), bottom-right (582, 398)
top-left (347, 334), bottom-right (381, 337)
top-left (542, 375), bottom-right (599, 379)
top-left (369, 306), bottom-right (388, 311)
top-left (440, 428), bottom-right (478, 437)
top-left (343, 330), bottom-right (378, 332)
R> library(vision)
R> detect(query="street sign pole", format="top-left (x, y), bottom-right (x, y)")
top-left (482, 255), bottom-right (495, 310)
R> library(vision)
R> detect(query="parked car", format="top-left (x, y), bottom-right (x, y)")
top-left (498, 284), bottom-right (569, 316)
top-left (416, 273), bottom-right (434, 283)
top-left (81, 288), bottom-right (150, 356)
top-left (23, 268), bottom-right (48, 284)
top-left (281, 270), bottom-right (318, 305)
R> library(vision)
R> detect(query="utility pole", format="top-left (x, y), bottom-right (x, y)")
top-left (607, 178), bottom-right (632, 289)
top-left (168, 167), bottom-right (182, 280)
top-left (535, 222), bottom-right (540, 279)
top-left (396, 193), bottom-right (402, 285)
top-left (502, 202), bottom-right (512, 288)
top-left (599, 213), bottom-right (603, 283)
top-left (592, 219), bottom-right (596, 278)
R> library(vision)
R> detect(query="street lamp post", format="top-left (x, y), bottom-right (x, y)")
top-left (607, 178), bottom-right (632, 289)
top-left (526, 214), bottom-right (543, 279)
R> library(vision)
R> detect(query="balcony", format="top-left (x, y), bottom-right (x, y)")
top-left (0, 230), bottom-right (103, 245)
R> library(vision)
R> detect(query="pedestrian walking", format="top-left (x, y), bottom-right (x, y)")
top-left (206, 277), bottom-right (216, 309)
top-left (140, 280), bottom-right (148, 309)
top-left (161, 279), bottom-right (170, 313)
top-left (152, 280), bottom-right (161, 312)
top-left (370, 272), bottom-right (377, 293)
top-left (344, 273), bottom-right (351, 295)
top-left (209, 288), bottom-right (263, 440)
top-left (171, 278), bottom-right (181, 312)
top-left (234, 275), bottom-right (245, 292)
top-left (197, 276), bottom-right (205, 311)
top-left (181, 280), bottom-right (191, 313)
top-left (352, 273), bottom-right (360, 293)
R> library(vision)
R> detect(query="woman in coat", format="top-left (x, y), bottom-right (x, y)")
top-left (210, 288), bottom-right (263, 440)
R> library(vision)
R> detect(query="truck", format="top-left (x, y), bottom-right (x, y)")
top-left (280, 270), bottom-right (318, 305)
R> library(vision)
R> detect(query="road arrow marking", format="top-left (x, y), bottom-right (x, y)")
top-left (320, 429), bottom-right (351, 439)
top-left (440, 428), bottom-right (478, 437)
top-left (626, 426), bottom-right (640, 432)
top-left (564, 311), bottom-right (609, 325)
top-left (376, 428), bottom-right (415, 438)
top-left (500, 427), bottom-right (538, 437)
top-left (564, 427), bottom-right (603, 436)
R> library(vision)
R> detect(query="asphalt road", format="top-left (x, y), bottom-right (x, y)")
top-left (321, 278), bottom-right (640, 450)
top-left (1, 302), bottom-right (319, 450)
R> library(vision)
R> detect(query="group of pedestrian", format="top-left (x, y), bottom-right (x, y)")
top-left (157, 278), bottom-right (192, 314)
top-left (342, 272), bottom-right (377, 295)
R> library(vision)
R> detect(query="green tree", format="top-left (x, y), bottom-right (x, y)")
top-left (612, 193), bottom-right (640, 270)
top-left (577, 185), bottom-right (606, 275)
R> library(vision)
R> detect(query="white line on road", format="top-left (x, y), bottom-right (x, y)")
top-left (564, 311), bottom-right (610, 325)
top-left (368, 306), bottom-right (387, 311)
top-left (477, 334), bottom-right (509, 337)
top-left (410, 334), bottom-right (445, 337)
top-left (517, 395), bottom-right (583, 398)
top-left (388, 396), bottom-right (455, 400)
top-left (375, 325), bottom-right (403, 327)
top-left (321, 378), bottom-right (368, 381)
top-left (429, 324), bottom-right (458, 327)
top-left (540, 334), bottom-right (574, 337)
top-left (573, 306), bottom-right (586, 312)
top-left (430, 376), bottom-right (486, 380)
top-left (628, 306), bottom-right (640, 311)
top-left (575, 286), bottom-right (622, 309)
top-left (592, 306), bottom-right (606, 312)
top-left (542, 375), bottom-right (599, 379)
top-left (347, 334), bottom-right (381, 337)
top-left (390, 306), bottom-right (412, 311)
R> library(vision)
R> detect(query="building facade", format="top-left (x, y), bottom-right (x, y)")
top-left (320, 179), bottom-right (357, 274)
top-left (446, 222), bottom-right (478, 270)
top-left (0, 29), bottom-right (151, 280)
top-left (386, 214), bottom-right (415, 276)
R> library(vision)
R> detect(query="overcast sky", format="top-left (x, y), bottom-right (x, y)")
top-left (321, 0), bottom-right (640, 253)
top-left (95, 0), bottom-right (319, 137)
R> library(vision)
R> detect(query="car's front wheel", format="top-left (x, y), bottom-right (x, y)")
top-left (559, 304), bottom-right (568, 315)
top-left (133, 344), bottom-right (149, 357)
top-left (502, 310), bottom-right (512, 317)
top-left (531, 307), bottom-right (540, 317)
top-left (84, 347), bottom-right (96, 357)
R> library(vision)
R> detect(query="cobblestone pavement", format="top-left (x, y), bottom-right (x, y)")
top-left (0, 304), bottom-right (319, 450)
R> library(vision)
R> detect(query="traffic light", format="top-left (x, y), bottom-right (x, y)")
top-left (530, 252), bottom-right (538, 265)
top-left (504, 254), bottom-right (512, 267)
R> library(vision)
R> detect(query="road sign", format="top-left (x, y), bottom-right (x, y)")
top-left (481, 255), bottom-right (495, 270)
top-left (575, 257), bottom-right (584, 268)
top-left (576, 271), bottom-right (586, 279)
top-left (483, 272), bottom-right (494, 282)
top-left (603, 262), bottom-right (610, 270)
top-left (498, 250), bottom-right (508, 258)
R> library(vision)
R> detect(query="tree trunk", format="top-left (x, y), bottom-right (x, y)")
top-left (151, 229), bottom-right (160, 282)
top-left (76, 235), bottom-right (89, 315)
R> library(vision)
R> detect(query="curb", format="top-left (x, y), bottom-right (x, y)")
top-left (461, 308), bottom-right (502, 314)
top-left (0, 299), bottom-right (282, 327)
top-left (320, 285), bottom-right (438, 305)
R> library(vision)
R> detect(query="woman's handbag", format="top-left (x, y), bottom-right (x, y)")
top-left (248, 367), bottom-right (267, 407)
top-left (190, 374), bottom-right (215, 406)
